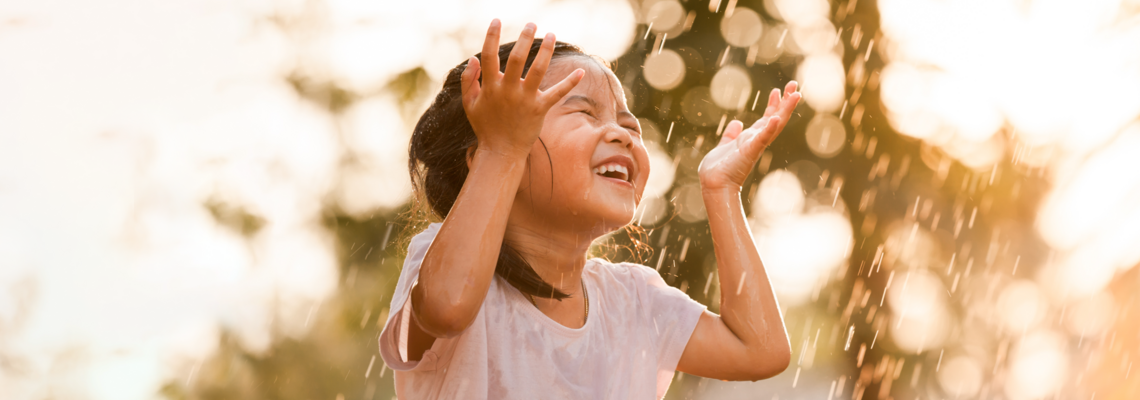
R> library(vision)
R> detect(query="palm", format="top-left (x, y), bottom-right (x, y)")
top-left (461, 20), bottom-right (583, 158)
top-left (698, 82), bottom-right (801, 191)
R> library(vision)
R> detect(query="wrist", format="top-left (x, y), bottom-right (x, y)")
top-left (701, 185), bottom-right (744, 208)
top-left (700, 183), bottom-right (743, 198)
top-left (466, 146), bottom-right (531, 185)
top-left (472, 145), bottom-right (530, 165)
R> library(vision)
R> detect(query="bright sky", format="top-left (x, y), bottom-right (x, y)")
top-left (3, 0), bottom-right (1136, 398)
top-left (0, 0), bottom-right (635, 398)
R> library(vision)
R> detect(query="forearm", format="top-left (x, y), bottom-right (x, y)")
top-left (703, 188), bottom-right (790, 358)
top-left (412, 148), bottom-right (528, 337)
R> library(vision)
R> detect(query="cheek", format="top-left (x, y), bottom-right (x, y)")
top-left (634, 148), bottom-right (652, 195)
top-left (529, 129), bottom-right (595, 200)
top-left (550, 145), bottom-right (595, 197)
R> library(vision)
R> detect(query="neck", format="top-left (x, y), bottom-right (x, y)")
top-left (503, 220), bottom-right (596, 299)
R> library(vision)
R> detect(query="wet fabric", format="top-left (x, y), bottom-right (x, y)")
top-left (378, 223), bottom-right (706, 399)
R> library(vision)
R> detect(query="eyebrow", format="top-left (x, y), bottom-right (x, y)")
top-left (563, 95), bottom-right (598, 109)
top-left (563, 95), bottom-right (637, 120)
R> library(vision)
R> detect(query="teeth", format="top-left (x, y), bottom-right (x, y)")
top-left (593, 163), bottom-right (631, 181)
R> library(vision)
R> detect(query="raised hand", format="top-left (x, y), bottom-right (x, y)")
top-left (679, 81), bottom-right (800, 381)
top-left (697, 81), bottom-right (801, 192)
top-left (461, 19), bottom-right (584, 159)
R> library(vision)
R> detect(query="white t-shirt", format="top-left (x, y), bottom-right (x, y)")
top-left (378, 223), bottom-right (707, 399)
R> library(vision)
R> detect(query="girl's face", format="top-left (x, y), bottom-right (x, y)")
top-left (512, 57), bottom-right (650, 236)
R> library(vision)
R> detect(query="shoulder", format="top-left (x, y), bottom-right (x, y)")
top-left (403, 223), bottom-right (442, 264)
top-left (585, 258), bottom-right (668, 298)
top-left (589, 258), bottom-right (667, 284)
top-left (587, 258), bottom-right (705, 324)
top-left (409, 223), bottom-right (442, 250)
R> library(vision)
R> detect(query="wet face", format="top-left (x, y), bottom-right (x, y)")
top-left (511, 57), bottom-right (650, 236)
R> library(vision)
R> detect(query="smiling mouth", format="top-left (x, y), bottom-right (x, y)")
top-left (593, 163), bottom-right (631, 183)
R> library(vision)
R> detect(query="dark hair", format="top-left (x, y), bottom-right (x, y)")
top-left (408, 39), bottom-right (591, 300)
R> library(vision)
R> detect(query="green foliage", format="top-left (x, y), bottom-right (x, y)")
top-left (204, 198), bottom-right (266, 238)
top-left (166, 208), bottom-right (413, 400)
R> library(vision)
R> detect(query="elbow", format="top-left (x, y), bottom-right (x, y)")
top-left (410, 290), bottom-right (474, 339)
top-left (744, 344), bottom-right (792, 381)
top-left (768, 346), bottom-right (794, 377)
top-left (415, 311), bottom-right (470, 339)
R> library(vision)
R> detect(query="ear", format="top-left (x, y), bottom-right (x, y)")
top-left (465, 145), bottom-right (477, 169)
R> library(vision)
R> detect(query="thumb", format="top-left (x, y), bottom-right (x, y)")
top-left (461, 57), bottom-right (482, 109)
top-left (719, 120), bottom-right (745, 146)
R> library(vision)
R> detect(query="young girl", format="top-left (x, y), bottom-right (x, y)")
top-left (380, 19), bottom-right (800, 399)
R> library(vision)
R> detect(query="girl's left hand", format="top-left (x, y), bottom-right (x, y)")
top-left (698, 81), bottom-right (801, 192)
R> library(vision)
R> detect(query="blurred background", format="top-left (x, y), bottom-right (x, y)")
top-left (2, 0), bottom-right (1139, 398)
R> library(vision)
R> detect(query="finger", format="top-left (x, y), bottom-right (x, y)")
top-left (504, 22), bottom-right (537, 82)
top-left (771, 80), bottom-right (799, 116)
top-left (746, 116), bottom-right (782, 155)
top-left (480, 19), bottom-right (502, 83)
top-left (719, 120), bottom-right (744, 145)
top-left (524, 32), bottom-right (556, 92)
top-left (461, 57), bottom-right (482, 108)
top-left (762, 88), bottom-right (780, 118)
top-left (785, 80), bottom-right (799, 94)
top-left (540, 68), bottom-right (584, 108)
top-left (775, 91), bottom-right (802, 131)
top-left (779, 81), bottom-right (799, 110)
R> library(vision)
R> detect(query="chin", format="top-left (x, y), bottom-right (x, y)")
top-left (552, 175), bottom-right (645, 235)
top-left (583, 198), bottom-right (638, 233)
top-left (599, 208), bottom-right (636, 229)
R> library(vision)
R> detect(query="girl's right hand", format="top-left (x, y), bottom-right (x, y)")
top-left (461, 19), bottom-right (584, 159)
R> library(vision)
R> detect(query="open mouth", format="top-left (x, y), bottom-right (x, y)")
top-left (593, 163), bottom-right (631, 183)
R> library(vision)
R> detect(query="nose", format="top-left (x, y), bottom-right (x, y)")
top-left (602, 122), bottom-right (634, 149)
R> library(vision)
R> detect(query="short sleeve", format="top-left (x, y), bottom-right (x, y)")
top-left (625, 263), bottom-right (707, 376)
top-left (378, 223), bottom-right (442, 371)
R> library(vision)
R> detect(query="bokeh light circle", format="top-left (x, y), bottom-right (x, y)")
top-left (674, 182), bottom-right (707, 222)
top-left (790, 18), bottom-right (837, 55)
top-left (752, 24), bottom-right (787, 64)
top-left (633, 195), bottom-right (668, 226)
top-left (753, 169), bottom-right (804, 217)
top-left (996, 280), bottom-right (1048, 334)
top-left (887, 269), bottom-right (950, 353)
top-left (643, 141), bottom-right (676, 199)
top-left (645, 1), bottom-right (685, 33)
top-left (785, 159), bottom-right (821, 190)
top-left (883, 222), bottom-right (941, 270)
top-left (720, 7), bottom-right (764, 47)
top-left (937, 356), bottom-right (983, 398)
top-left (941, 133), bottom-right (1005, 170)
top-left (1005, 330), bottom-right (1068, 400)
top-left (804, 113), bottom-right (846, 158)
top-left (751, 210), bottom-right (852, 306)
top-left (772, 0), bottom-right (830, 25)
top-left (709, 65), bottom-right (753, 110)
top-left (879, 63), bottom-right (930, 116)
top-left (643, 49), bottom-right (686, 90)
top-left (681, 86), bottom-right (724, 126)
top-left (1064, 292), bottom-right (1116, 338)
top-left (796, 54), bottom-right (845, 113)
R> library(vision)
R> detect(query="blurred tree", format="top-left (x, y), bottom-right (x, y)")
top-left (163, 1), bottom-right (1139, 399)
